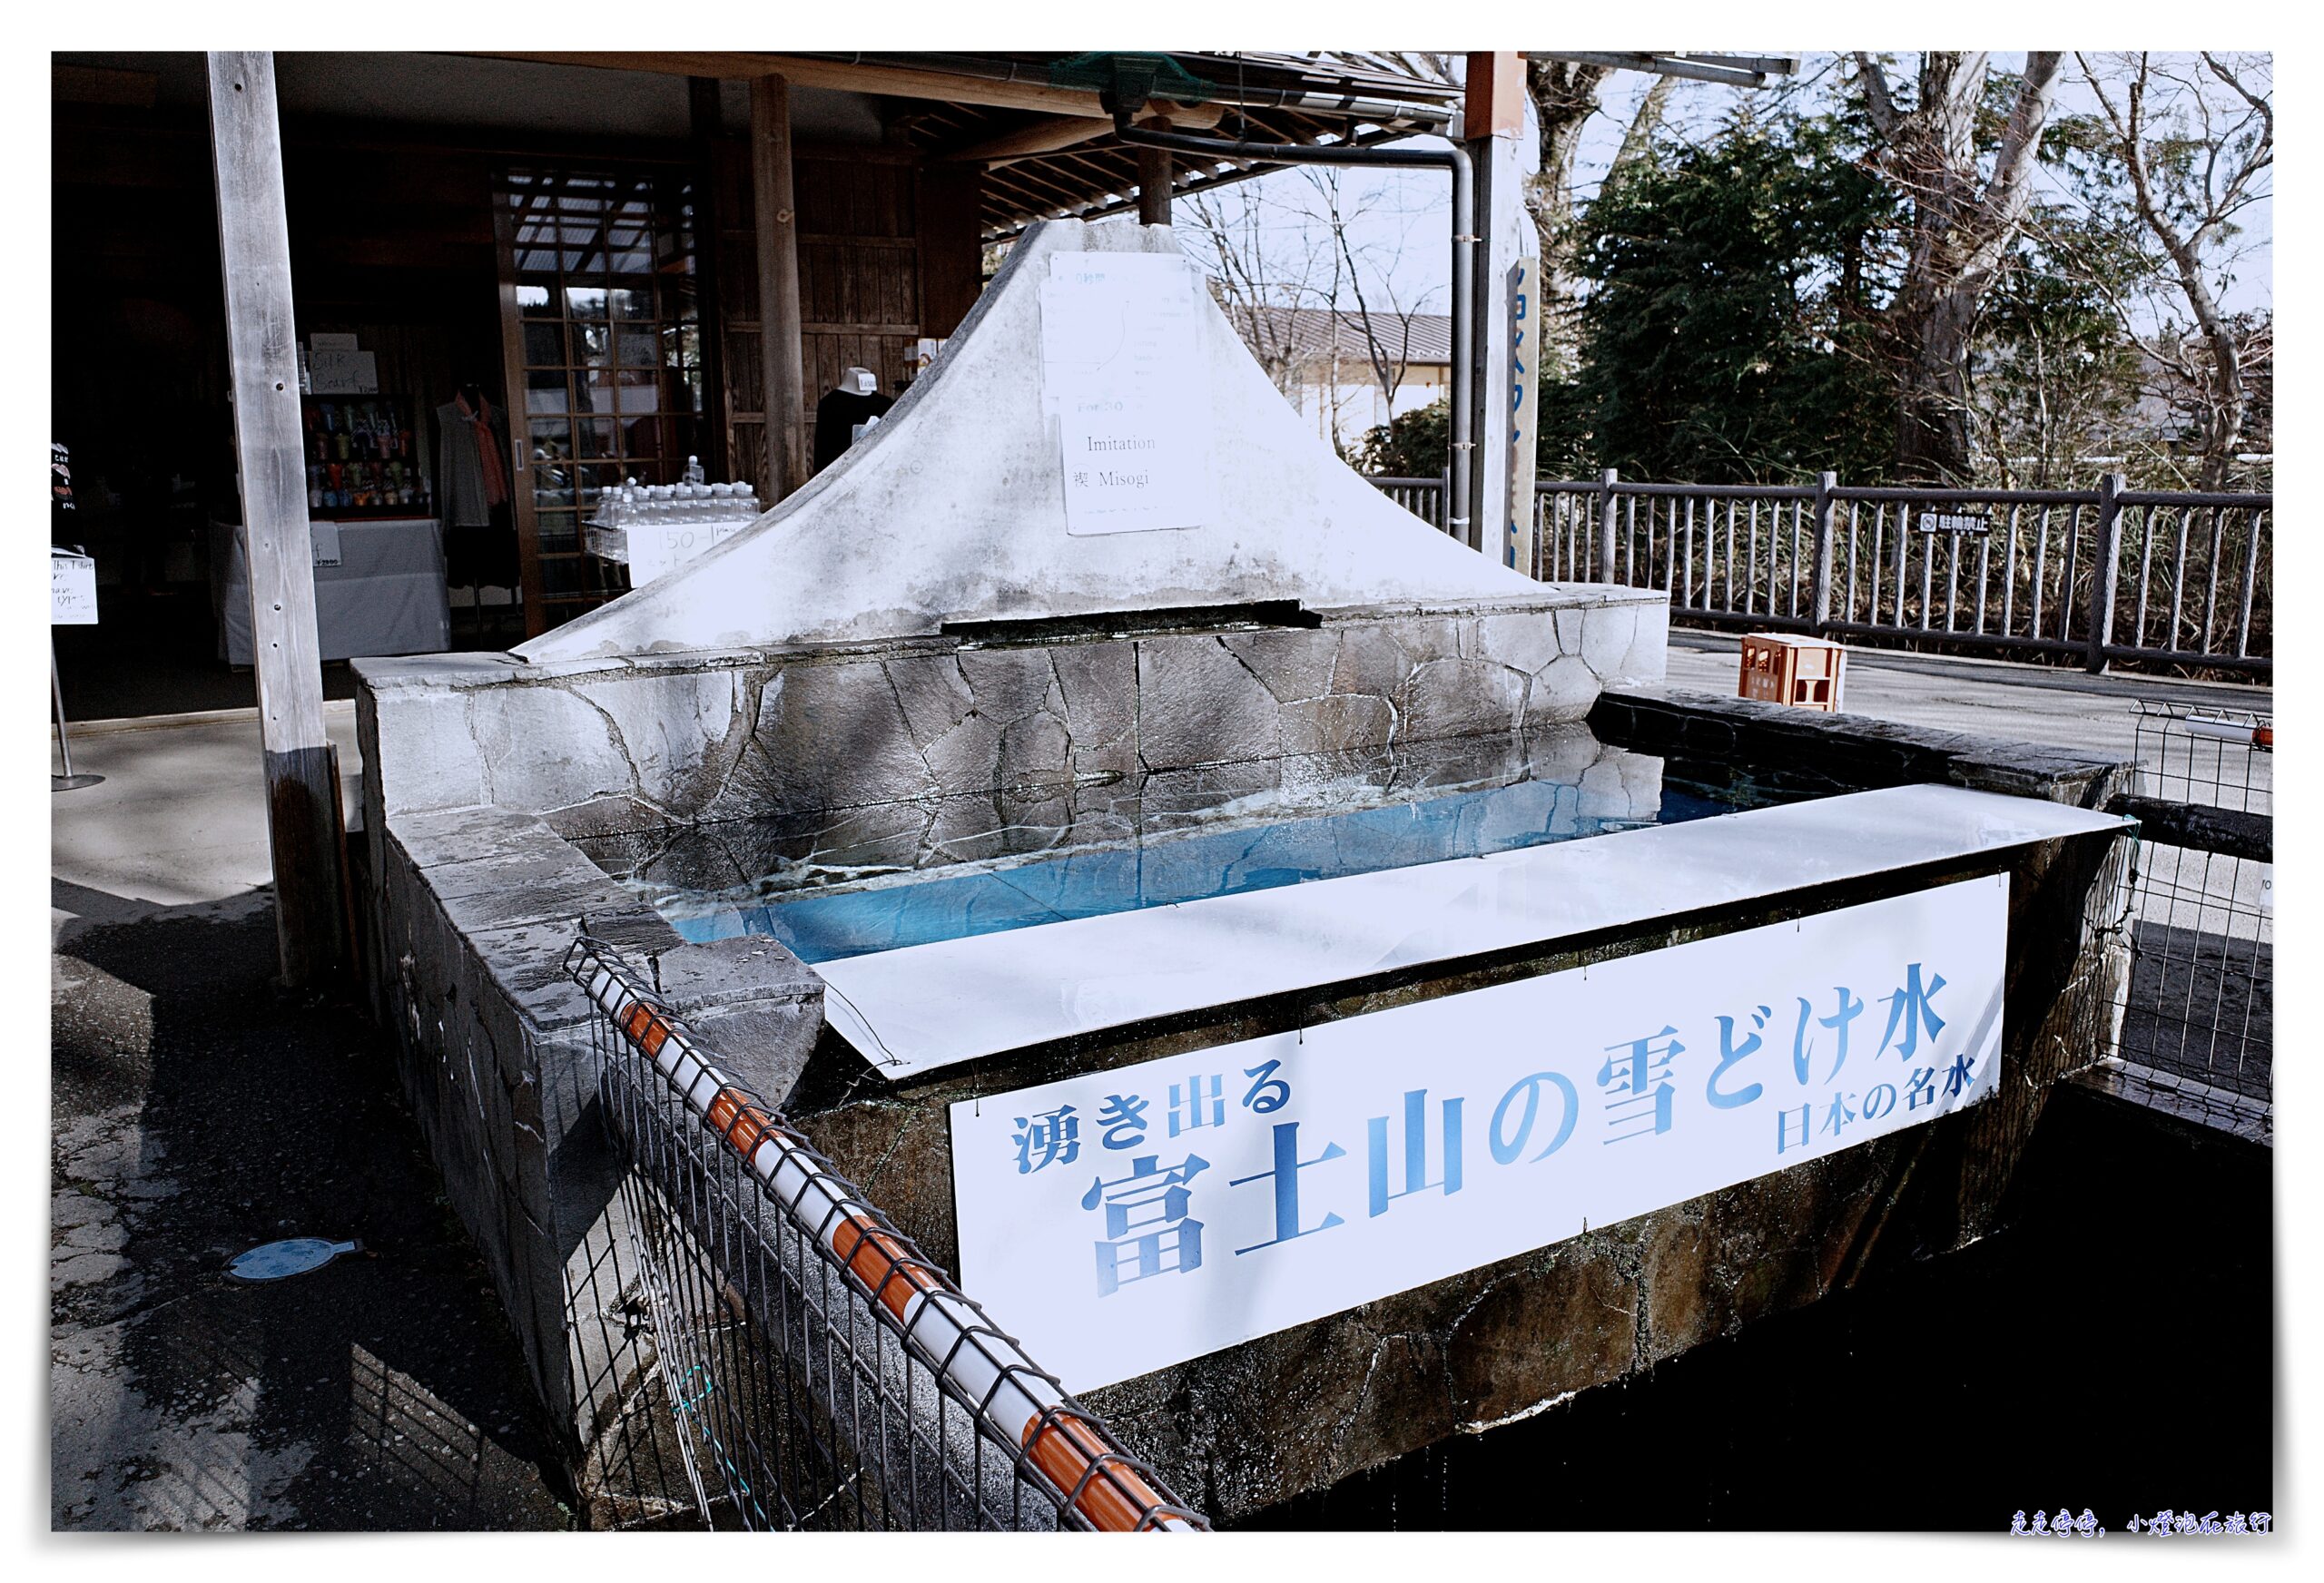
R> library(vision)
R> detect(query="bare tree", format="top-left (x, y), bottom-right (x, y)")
top-left (1183, 182), bottom-right (1325, 396)
top-left (1851, 51), bottom-right (2064, 482)
top-left (1307, 168), bottom-right (1431, 420)
top-left (2070, 51), bottom-right (2272, 490)
top-left (1521, 56), bottom-right (1612, 347)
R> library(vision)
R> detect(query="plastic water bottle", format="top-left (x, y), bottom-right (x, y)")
top-left (684, 454), bottom-right (705, 487)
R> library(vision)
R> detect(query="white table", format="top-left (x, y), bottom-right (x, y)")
top-left (212, 516), bottom-right (450, 664)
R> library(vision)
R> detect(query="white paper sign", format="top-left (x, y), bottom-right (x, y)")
top-left (309, 519), bottom-right (342, 569)
top-left (950, 876), bottom-right (2008, 1392)
top-left (1039, 253), bottom-right (1212, 535)
top-left (51, 549), bottom-right (98, 624)
top-left (309, 348), bottom-right (379, 395)
top-left (625, 518), bottom-right (753, 586)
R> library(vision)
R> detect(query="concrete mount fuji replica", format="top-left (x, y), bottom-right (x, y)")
top-left (352, 216), bottom-right (2135, 1523)
top-left (515, 216), bottom-right (1657, 664)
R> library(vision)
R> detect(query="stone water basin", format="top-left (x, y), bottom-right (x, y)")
top-left (575, 723), bottom-right (1795, 965)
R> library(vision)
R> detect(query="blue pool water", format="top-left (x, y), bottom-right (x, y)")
top-left (660, 775), bottom-right (1746, 965)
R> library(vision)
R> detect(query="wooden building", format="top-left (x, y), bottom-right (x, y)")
top-left (52, 51), bottom-right (1462, 654)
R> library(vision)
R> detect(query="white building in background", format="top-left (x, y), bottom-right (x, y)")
top-left (1223, 307), bottom-right (1452, 457)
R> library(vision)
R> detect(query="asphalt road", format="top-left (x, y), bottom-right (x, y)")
top-left (50, 893), bottom-right (573, 1530)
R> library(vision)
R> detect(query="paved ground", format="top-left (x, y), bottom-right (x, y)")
top-left (53, 702), bottom-right (364, 918)
top-left (1660, 629), bottom-right (2273, 770)
top-left (1665, 632), bottom-right (2275, 1110)
top-left (51, 707), bottom-right (573, 1530)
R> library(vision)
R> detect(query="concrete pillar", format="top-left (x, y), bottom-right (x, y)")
top-left (1464, 54), bottom-right (1540, 565)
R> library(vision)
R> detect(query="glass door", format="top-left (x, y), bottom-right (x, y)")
top-left (496, 165), bottom-right (705, 634)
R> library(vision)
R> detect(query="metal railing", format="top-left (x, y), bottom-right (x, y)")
top-left (1368, 472), bottom-right (1452, 532)
top-left (1368, 472), bottom-right (2271, 677)
top-left (2096, 704), bottom-right (2272, 1145)
top-left (564, 934), bottom-right (1207, 1531)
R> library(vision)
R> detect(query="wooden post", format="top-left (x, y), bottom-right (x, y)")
top-left (1137, 120), bottom-right (1173, 225)
top-left (687, 75), bottom-right (730, 481)
top-left (1598, 467), bottom-right (1621, 584)
top-left (2086, 471), bottom-right (2125, 674)
top-left (206, 52), bottom-right (350, 988)
top-left (751, 74), bottom-right (808, 499)
top-left (1809, 470), bottom-right (1838, 633)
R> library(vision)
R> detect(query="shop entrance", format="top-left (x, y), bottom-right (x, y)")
top-left (496, 165), bottom-right (707, 636)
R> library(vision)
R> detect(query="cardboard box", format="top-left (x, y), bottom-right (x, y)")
top-left (1739, 634), bottom-right (1846, 712)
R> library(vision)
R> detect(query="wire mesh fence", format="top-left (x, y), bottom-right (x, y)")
top-left (564, 934), bottom-right (1209, 1531)
top-left (2102, 703), bottom-right (2272, 1144)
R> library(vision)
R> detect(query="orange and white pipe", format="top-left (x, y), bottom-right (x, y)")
top-left (570, 939), bottom-right (1198, 1532)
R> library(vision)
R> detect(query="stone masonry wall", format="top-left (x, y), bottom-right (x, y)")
top-left (359, 592), bottom-right (1666, 840)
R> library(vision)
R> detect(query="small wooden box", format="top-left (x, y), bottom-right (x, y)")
top-left (1739, 634), bottom-right (1846, 712)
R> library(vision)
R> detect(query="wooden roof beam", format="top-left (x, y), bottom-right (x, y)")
top-left (937, 102), bottom-right (1222, 168)
top-left (456, 52), bottom-right (1116, 119)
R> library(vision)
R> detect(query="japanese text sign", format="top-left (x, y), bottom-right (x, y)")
top-left (51, 549), bottom-right (98, 625)
top-left (950, 876), bottom-right (2007, 1392)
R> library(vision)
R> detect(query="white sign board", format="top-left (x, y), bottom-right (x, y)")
top-left (51, 549), bottom-right (98, 625)
top-left (1917, 512), bottom-right (1992, 537)
top-left (309, 519), bottom-right (342, 569)
top-left (625, 518), bottom-right (753, 586)
top-left (1039, 253), bottom-right (1212, 535)
top-left (950, 876), bottom-right (2008, 1392)
top-left (309, 348), bottom-right (379, 396)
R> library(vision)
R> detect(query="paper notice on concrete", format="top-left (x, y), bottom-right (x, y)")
top-left (625, 517), bottom-right (753, 586)
top-left (1040, 252), bottom-right (1212, 535)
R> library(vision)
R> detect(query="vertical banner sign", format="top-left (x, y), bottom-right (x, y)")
top-left (951, 877), bottom-right (2008, 1393)
top-left (1506, 257), bottom-right (1541, 572)
top-left (1039, 253), bottom-right (1213, 535)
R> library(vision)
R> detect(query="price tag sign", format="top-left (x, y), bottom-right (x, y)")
top-left (51, 548), bottom-right (98, 625)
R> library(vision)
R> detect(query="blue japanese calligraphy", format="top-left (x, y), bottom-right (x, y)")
top-left (1599, 1027), bottom-right (1681, 1143)
top-left (1776, 1102), bottom-right (1812, 1155)
top-left (1709, 1007), bottom-right (1770, 1109)
top-left (1905, 1065), bottom-right (1938, 1110)
top-left (1793, 988), bottom-right (1866, 1084)
top-left (1489, 1071), bottom-right (1580, 1164)
top-left (1367, 1088), bottom-right (1464, 1215)
top-left (1012, 1105), bottom-right (1080, 1175)
top-left (1877, 963), bottom-right (1948, 1060)
top-left (1168, 1073), bottom-right (1225, 1136)
top-left (1080, 1153), bottom-right (1208, 1296)
top-left (1095, 1093), bottom-right (1150, 1150)
top-left (1241, 1059), bottom-right (1291, 1114)
top-left (1230, 1121), bottom-right (1346, 1254)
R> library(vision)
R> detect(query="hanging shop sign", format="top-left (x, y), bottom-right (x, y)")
top-left (1039, 253), bottom-right (1212, 536)
top-left (950, 875), bottom-right (2008, 1392)
top-left (51, 548), bottom-right (98, 625)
